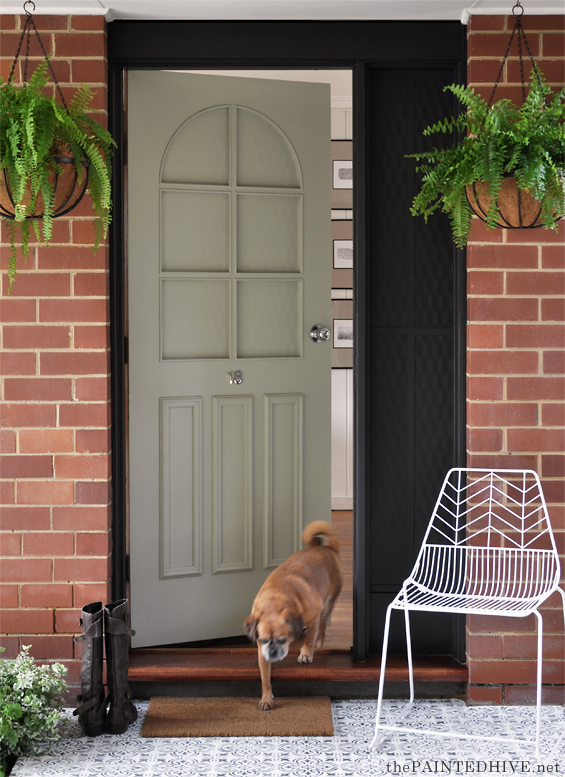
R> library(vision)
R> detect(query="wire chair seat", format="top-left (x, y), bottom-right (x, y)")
top-left (370, 468), bottom-right (565, 762)
top-left (390, 544), bottom-right (559, 617)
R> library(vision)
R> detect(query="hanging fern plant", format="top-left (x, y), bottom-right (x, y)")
top-left (0, 59), bottom-right (116, 291)
top-left (409, 69), bottom-right (565, 248)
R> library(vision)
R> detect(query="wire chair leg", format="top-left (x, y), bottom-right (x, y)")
top-left (534, 610), bottom-right (543, 763)
top-left (370, 604), bottom-right (393, 751)
top-left (404, 605), bottom-right (414, 703)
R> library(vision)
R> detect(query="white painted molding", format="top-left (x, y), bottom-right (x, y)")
top-left (332, 96), bottom-right (353, 110)
top-left (2, 2), bottom-right (562, 19)
top-left (332, 496), bottom-right (353, 509)
top-left (467, 6), bottom-right (563, 12)
top-left (331, 368), bottom-right (354, 506)
top-left (1, 4), bottom-right (108, 13)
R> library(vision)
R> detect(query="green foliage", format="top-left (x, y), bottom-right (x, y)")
top-left (409, 69), bottom-right (565, 247)
top-left (0, 645), bottom-right (68, 776)
top-left (0, 60), bottom-right (116, 291)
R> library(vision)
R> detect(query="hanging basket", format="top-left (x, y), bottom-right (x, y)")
top-left (464, 3), bottom-right (563, 232)
top-left (1, 0), bottom-right (115, 292)
top-left (0, 156), bottom-right (90, 220)
top-left (1, 3), bottom-right (91, 226)
top-left (465, 175), bottom-right (553, 229)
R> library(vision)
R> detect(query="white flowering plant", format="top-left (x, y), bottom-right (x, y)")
top-left (0, 645), bottom-right (68, 776)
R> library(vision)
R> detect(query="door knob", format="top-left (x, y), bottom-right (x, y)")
top-left (310, 325), bottom-right (331, 343)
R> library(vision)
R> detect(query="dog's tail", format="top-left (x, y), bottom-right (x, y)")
top-left (302, 521), bottom-right (339, 553)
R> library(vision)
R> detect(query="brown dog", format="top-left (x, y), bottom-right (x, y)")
top-left (244, 520), bottom-right (343, 710)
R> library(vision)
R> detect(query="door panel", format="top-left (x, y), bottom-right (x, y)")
top-left (128, 71), bottom-right (331, 648)
top-left (159, 397), bottom-right (202, 579)
top-left (366, 68), bottom-right (462, 656)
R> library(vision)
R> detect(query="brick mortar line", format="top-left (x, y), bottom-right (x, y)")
top-left (468, 30), bottom-right (563, 34)
top-left (468, 243), bottom-right (565, 247)
top-left (2, 375), bottom-right (111, 378)
top-left (469, 266), bottom-right (563, 270)
top-left (468, 77), bottom-right (565, 82)
top-left (0, 248), bottom-right (110, 251)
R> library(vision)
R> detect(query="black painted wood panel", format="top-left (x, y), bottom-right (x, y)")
top-left (365, 66), bottom-right (465, 655)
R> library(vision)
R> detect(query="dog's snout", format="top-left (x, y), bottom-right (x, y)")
top-left (262, 642), bottom-right (288, 663)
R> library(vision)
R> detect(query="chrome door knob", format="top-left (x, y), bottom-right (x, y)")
top-left (310, 325), bottom-right (331, 343)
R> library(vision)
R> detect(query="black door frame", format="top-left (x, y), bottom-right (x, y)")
top-left (107, 21), bottom-right (467, 662)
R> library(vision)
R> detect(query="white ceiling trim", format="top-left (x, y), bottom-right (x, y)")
top-left (2, 0), bottom-right (563, 22)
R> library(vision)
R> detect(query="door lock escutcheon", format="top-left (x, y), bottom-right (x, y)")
top-left (227, 370), bottom-right (243, 385)
top-left (310, 325), bottom-right (331, 343)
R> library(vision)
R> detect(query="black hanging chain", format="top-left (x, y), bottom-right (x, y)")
top-left (8, 0), bottom-right (69, 112)
top-left (487, 1), bottom-right (545, 110)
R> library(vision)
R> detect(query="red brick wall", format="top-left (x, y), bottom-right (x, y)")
top-left (1, 12), bottom-right (564, 707)
top-left (0, 14), bottom-right (110, 700)
top-left (466, 14), bottom-right (565, 704)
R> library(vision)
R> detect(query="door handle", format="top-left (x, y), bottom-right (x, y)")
top-left (227, 370), bottom-right (243, 385)
top-left (310, 325), bottom-right (331, 343)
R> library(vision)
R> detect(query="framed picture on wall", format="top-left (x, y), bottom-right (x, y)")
top-left (331, 141), bottom-right (352, 208)
top-left (333, 239), bottom-right (353, 269)
top-left (334, 319), bottom-right (353, 348)
top-left (331, 219), bottom-right (353, 289)
top-left (333, 160), bottom-right (353, 189)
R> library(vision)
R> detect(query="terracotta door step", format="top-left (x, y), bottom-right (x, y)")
top-left (129, 648), bottom-right (467, 688)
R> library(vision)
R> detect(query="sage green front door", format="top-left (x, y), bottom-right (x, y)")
top-left (128, 71), bottom-right (331, 647)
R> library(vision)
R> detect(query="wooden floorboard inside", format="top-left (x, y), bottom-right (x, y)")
top-left (323, 511), bottom-right (353, 651)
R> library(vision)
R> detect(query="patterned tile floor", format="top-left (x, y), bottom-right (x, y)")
top-left (12, 699), bottom-right (565, 777)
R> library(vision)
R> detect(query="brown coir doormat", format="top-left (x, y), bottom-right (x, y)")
top-left (141, 696), bottom-right (334, 737)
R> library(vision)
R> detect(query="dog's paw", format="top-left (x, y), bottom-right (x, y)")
top-left (259, 695), bottom-right (275, 711)
top-left (297, 652), bottom-right (313, 664)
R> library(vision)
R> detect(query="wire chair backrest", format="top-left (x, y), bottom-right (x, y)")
top-left (410, 469), bottom-right (561, 602)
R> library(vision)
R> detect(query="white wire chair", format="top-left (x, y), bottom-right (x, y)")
top-left (370, 468), bottom-right (565, 761)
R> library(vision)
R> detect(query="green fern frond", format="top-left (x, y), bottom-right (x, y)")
top-left (1, 60), bottom-right (117, 291)
top-left (407, 67), bottom-right (565, 248)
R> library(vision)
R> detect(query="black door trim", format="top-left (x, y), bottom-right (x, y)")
top-left (108, 20), bottom-right (467, 662)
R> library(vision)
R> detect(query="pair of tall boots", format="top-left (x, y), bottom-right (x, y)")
top-left (73, 600), bottom-right (138, 736)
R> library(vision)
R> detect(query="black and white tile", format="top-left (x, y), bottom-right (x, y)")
top-left (12, 700), bottom-right (565, 776)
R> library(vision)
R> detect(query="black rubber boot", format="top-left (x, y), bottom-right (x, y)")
top-left (104, 599), bottom-right (138, 735)
top-left (73, 602), bottom-right (108, 736)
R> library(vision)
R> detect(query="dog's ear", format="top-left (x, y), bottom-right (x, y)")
top-left (286, 614), bottom-right (304, 641)
top-left (244, 615), bottom-right (258, 643)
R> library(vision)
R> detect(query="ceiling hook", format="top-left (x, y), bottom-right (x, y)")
top-left (512, 1), bottom-right (524, 17)
top-left (23, 0), bottom-right (35, 16)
